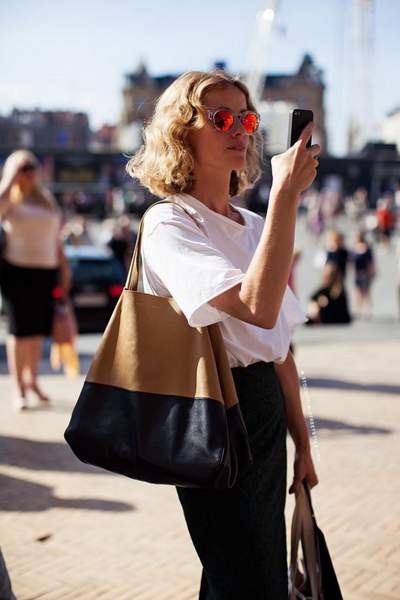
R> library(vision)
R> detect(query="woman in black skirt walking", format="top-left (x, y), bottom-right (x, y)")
top-left (126, 70), bottom-right (320, 599)
top-left (0, 150), bottom-right (71, 410)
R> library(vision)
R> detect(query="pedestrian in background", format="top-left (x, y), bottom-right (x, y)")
top-left (61, 215), bottom-right (93, 246)
top-left (288, 247), bottom-right (302, 355)
top-left (107, 214), bottom-right (136, 275)
top-left (376, 195), bottom-right (395, 248)
top-left (306, 262), bottom-right (352, 325)
top-left (350, 230), bottom-right (376, 320)
top-left (305, 188), bottom-right (325, 237)
top-left (0, 150), bottom-right (71, 410)
top-left (325, 229), bottom-right (349, 278)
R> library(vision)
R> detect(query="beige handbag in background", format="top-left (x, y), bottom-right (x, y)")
top-left (50, 300), bottom-right (80, 378)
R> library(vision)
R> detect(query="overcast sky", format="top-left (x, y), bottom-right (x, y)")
top-left (0, 0), bottom-right (398, 156)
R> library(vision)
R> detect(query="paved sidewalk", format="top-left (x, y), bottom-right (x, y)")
top-left (0, 334), bottom-right (399, 599)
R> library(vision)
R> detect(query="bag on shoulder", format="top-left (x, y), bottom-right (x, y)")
top-left (64, 199), bottom-right (253, 488)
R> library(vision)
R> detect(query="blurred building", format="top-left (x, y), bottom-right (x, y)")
top-left (259, 54), bottom-right (327, 154)
top-left (118, 54), bottom-right (328, 153)
top-left (120, 62), bottom-right (175, 126)
top-left (91, 124), bottom-right (119, 151)
top-left (0, 109), bottom-right (91, 150)
top-left (118, 62), bottom-right (175, 151)
top-left (381, 107), bottom-right (400, 155)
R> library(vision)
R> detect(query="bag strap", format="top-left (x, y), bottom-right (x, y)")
top-left (289, 489), bottom-right (305, 599)
top-left (125, 198), bottom-right (201, 291)
top-left (289, 480), bottom-right (322, 599)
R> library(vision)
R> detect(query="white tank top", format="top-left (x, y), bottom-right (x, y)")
top-left (138, 193), bottom-right (308, 368)
top-left (3, 200), bottom-right (61, 268)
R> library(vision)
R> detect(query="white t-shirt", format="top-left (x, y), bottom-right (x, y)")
top-left (139, 192), bottom-right (308, 368)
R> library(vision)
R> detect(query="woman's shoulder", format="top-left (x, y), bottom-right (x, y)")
top-left (141, 197), bottom-right (200, 237)
top-left (141, 198), bottom-right (265, 238)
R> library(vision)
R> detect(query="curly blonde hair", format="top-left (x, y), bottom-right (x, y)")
top-left (126, 70), bottom-right (263, 198)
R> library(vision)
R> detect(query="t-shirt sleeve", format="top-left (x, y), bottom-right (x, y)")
top-left (142, 210), bottom-right (246, 327)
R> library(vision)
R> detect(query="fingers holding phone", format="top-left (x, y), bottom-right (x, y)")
top-left (297, 122), bottom-right (320, 160)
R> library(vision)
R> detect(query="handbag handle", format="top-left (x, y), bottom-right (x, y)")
top-left (125, 199), bottom-right (201, 291)
top-left (289, 480), bottom-right (321, 599)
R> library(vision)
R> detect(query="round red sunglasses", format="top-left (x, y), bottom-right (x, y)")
top-left (20, 163), bottom-right (37, 173)
top-left (206, 108), bottom-right (260, 135)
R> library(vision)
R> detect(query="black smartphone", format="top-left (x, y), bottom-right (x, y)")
top-left (287, 108), bottom-right (314, 149)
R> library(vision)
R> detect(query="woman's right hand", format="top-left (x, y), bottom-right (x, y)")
top-left (270, 121), bottom-right (320, 199)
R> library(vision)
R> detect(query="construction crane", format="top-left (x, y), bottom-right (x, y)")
top-left (347, 0), bottom-right (375, 154)
top-left (245, 0), bottom-right (293, 154)
top-left (245, 0), bottom-right (281, 106)
top-left (246, 0), bottom-right (376, 156)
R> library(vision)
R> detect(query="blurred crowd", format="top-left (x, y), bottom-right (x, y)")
top-left (288, 183), bottom-right (400, 324)
top-left (301, 184), bottom-right (399, 245)
top-left (290, 228), bottom-right (376, 325)
top-left (60, 213), bottom-right (137, 275)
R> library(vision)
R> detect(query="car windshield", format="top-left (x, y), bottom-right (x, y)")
top-left (68, 258), bottom-right (125, 284)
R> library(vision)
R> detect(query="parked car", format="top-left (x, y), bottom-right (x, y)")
top-left (62, 245), bottom-right (126, 333)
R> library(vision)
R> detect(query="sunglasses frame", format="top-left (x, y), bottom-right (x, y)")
top-left (20, 163), bottom-right (37, 173)
top-left (205, 107), bottom-right (260, 135)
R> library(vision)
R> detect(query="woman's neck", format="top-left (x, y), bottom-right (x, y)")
top-left (189, 168), bottom-right (232, 217)
top-left (18, 184), bottom-right (33, 199)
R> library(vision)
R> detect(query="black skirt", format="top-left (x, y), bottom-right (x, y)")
top-left (0, 259), bottom-right (59, 337)
top-left (176, 360), bottom-right (288, 600)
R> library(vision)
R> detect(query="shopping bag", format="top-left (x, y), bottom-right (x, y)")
top-left (288, 480), bottom-right (343, 599)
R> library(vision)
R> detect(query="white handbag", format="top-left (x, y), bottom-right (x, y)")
top-left (288, 480), bottom-right (343, 600)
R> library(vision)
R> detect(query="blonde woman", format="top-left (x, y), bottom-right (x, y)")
top-left (0, 150), bottom-right (70, 409)
top-left (126, 70), bottom-right (320, 598)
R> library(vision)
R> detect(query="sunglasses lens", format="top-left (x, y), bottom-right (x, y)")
top-left (213, 110), bottom-right (235, 132)
top-left (21, 164), bottom-right (36, 172)
top-left (242, 112), bottom-right (259, 134)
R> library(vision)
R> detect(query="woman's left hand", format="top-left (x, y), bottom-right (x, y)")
top-left (289, 444), bottom-right (319, 495)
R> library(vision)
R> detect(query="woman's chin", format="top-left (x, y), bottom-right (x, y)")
top-left (228, 156), bottom-right (247, 170)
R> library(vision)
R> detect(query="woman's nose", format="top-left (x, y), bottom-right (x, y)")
top-left (232, 122), bottom-right (247, 137)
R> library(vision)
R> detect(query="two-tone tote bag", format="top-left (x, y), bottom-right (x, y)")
top-left (288, 479), bottom-right (343, 599)
top-left (64, 199), bottom-right (253, 489)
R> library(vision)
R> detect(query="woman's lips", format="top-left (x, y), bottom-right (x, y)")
top-left (227, 144), bottom-right (247, 151)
